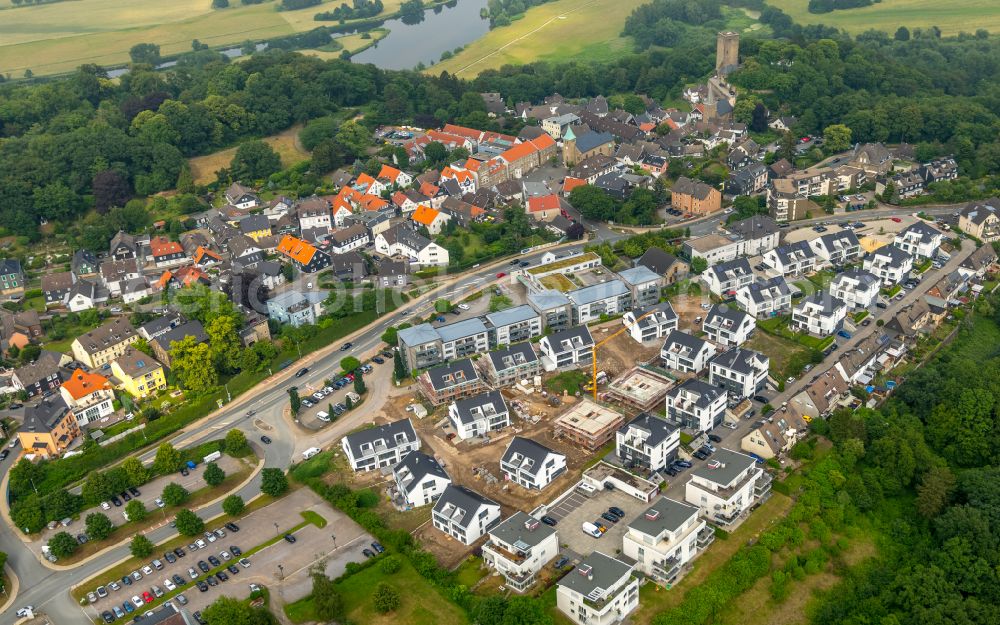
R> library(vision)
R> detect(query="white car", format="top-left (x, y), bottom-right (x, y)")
top-left (239, 558), bottom-right (251, 568)
top-left (131, 596), bottom-right (143, 608)
top-left (15, 607), bottom-right (34, 618)
top-left (206, 533), bottom-right (217, 543)
top-left (100, 501), bottom-right (111, 510)
top-left (155, 498), bottom-right (165, 508)
top-left (215, 528), bottom-right (226, 538)
top-left (188, 568), bottom-right (199, 579)
top-left (249, 583), bottom-right (261, 593)
top-left (457, 304), bottom-right (470, 310)
top-left (195, 539), bottom-right (207, 549)
top-left (164, 579), bottom-right (176, 591)
top-left (220, 551), bottom-right (231, 561)
top-left (141, 565), bottom-right (153, 576)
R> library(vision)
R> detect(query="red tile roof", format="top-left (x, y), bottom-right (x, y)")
top-left (150, 236), bottom-right (183, 258)
top-left (277, 235), bottom-right (318, 265)
top-left (528, 194), bottom-right (561, 213)
top-left (562, 177), bottom-right (586, 194)
top-left (62, 368), bottom-right (110, 400)
top-left (412, 205), bottom-right (441, 226)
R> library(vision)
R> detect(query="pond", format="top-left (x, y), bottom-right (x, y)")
top-left (352, 0), bottom-right (491, 70)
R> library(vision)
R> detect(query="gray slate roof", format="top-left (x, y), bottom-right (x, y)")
top-left (619, 413), bottom-right (677, 448)
top-left (425, 359), bottom-right (479, 391)
top-left (343, 418), bottom-right (417, 459)
top-left (433, 485), bottom-right (499, 530)
top-left (500, 436), bottom-right (561, 478)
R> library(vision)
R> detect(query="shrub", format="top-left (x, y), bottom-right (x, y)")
top-left (379, 555), bottom-right (402, 574)
top-left (222, 494), bottom-right (244, 516)
top-left (372, 582), bottom-right (400, 613)
top-left (261, 468), bottom-right (288, 497)
top-left (203, 462), bottom-right (225, 486)
top-left (48, 531), bottom-right (78, 559)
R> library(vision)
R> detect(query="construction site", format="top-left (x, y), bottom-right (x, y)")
top-left (603, 365), bottom-right (677, 412)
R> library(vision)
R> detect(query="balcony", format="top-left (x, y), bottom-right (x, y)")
top-left (697, 527), bottom-right (715, 548)
top-left (483, 541), bottom-right (530, 564)
top-left (652, 557), bottom-right (681, 581)
top-left (755, 473), bottom-right (773, 496)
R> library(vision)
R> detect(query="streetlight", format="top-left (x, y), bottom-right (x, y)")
top-left (277, 564), bottom-right (284, 581)
top-left (274, 522), bottom-right (279, 536)
top-left (331, 533), bottom-right (336, 548)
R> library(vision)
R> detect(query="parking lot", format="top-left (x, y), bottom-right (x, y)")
top-left (541, 486), bottom-right (651, 559)
top-left (296, 358), bottom-right (391, 429)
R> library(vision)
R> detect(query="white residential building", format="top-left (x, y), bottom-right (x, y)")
top-left (616, 413), bottom-right (680, 472)
top-left (863, 245), bottom-right (914, 286)
top-left (539, 326), bottom-right (594, 370)
top-left (893, 221), bottom-right (944, 259)
top-left (622, 497), bottom-right (711, 585)
top-left (702, 304), bottom-right (755, 347)
top-left (685, 448), bottom-right (770, 525)
top-left (735, 276), bottom-right (792, 318)
top-left (725, 215), bottom-right (781, 257)
top-left (792, 292), bottom-right (847, 337)
top-left (482, 512), bottom-right (560, 593)
top-left (829, 270), bottom-right (881, 309)
top-left (809, 230), bottom-right (862, 266)
top-left (665, 379), bottom-right (728, 432)
top-left (763, 241), bottom-right (817, 276)
top-left (623, 302), bottom-right (678, 343)
top-left (704, 258), bottom-right (754, 297)
top-left (482, 343), bottom-right (541, 388)
top-left (432, 485), bottom-right (502, 545)
top-left (341, 419), bottom-right (420, 472)
top-left (556, 552), bottom-right (639, 625)
top-left (709, 348), bottom-right (770, 399)
top-left (567, 280), bottom-right (631, 324)
top-left (500, 436), bottom-right (567, 490)
top-left (392, 451), bottom-right (451, 507)
top-left (660, 330), bottom-right (717, 374)
top-left (328, 224), bottom-right (370, 255)
top-left (438, 318), bottom-right (491, 361)
top-left (375, 224), bottom-right (450, 266)
top-left (448, 390), bottom-right (510, 440)
top-left (484, 305), bottom-right (543, 346)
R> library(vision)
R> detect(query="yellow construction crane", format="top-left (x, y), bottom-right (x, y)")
top-left (590, 309), bottom-right (660, 400)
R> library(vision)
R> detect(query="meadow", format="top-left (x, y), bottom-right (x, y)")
top-left (187, 125), bottom-right (310, 185)
top-left (766, 0), bottom-right (1000, 36)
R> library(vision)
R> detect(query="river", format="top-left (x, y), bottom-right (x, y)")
top-left (352, 0), bottom-right (491, 70)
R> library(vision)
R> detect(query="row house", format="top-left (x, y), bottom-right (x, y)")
top-left (448, 390), bottom-right (510, 440)
top-left (418, 359), bottom-right (486, 406)
top-left (725, 162), bottom-right (768, 196)
top-left (70, 317), bottom-right (138, 368)
top-left (616, 413), bottom-right (679, 472)
top-left (500, 436), bottom-right (567, 490)
top-left (735, 276), bottom-right (792, 318)
top-left (792, 292), bottom-right (847, 337)
top-left (623, 302), bottom-right (678, 343)
top-left (685, 448), bottom-right (769, 525)
top-left (708, 347), bottom-right (769, 400)
top-left (660, 330), bottom-right (716, 374)
top-left (702, 305), bottom-right (755, 347)
top-left (665, 378), bottom-right (727, 432)
top-left (341, 418), bottom-right (420, 472)
top-left (482, 342), bottom-right (541, 388)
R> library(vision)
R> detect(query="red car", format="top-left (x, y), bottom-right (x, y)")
top-left (890, 217), bottom-right (902, 223)
top-left (496, 272), bottom-right (506, 279)
top-left (142, 591), bottom-right (154, 604)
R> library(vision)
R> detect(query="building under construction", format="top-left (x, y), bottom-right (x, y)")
top-left (552, 398), bottom-right (626, 450)
top-left (604, 365), bottom-right (676, 413)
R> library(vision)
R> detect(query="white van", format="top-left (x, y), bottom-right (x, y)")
top-left (302, 447), bottom-right (322, 460)
top-left (577, 482), bottom-right (597, 496)
top-left (581, 522), bottom-right (603, 538)
top-left (316, 411), bottom-right (330, 422)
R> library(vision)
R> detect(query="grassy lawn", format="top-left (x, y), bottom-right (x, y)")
top-left (488, 294), bottom-right (513, 312)
top-left (540, 274), bottom-right (576, 292)
top-left (805, 270), bottom-right (836, 291)
top-left (757, 316), bottom-right (834, 352)
top-left (853, 310), bottom-right (869, 323)
top-left (545, 370), bottom-right (588, 395)
top-left (188, 125), bottom-right (309, 185)
top-left (454, 556), bottom-right (488, 588)
top-left (285, 556), bottom-right (470, 625)
top-left (882, 284), bottom-right (902, 297)
top-left (765, 0), bottom-right (1000, 36)
top-left (745, 329), bottom-right (812, 379)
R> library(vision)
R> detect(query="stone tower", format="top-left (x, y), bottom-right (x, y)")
top-left (716, 31), bottom-right (740, 76)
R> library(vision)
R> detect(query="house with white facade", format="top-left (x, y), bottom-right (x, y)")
top-left (830, 270), bottom-right (881, 309)
top-left (810, 229), bottom-right (862, 266)
top-left (438, 318), bottom-right (491, 361)
top-left (660, 330), bottom-right (717, 374)
top-left (724, 215), bottom-right (781, 257)
top-left (484, 305), bottom-right (543, 346)
top-left (617, 266), bottom-right (664, 308)
top-left (482, 343), bottom-right (541, 388)
top-left (500, 436), bottom-right (567, 490)
top-left (704, 258), bottom-right (754, 296)
top-left (328, 224), bottom-right (370, 255)
top-left (556, 553), bottom-right (639, 625)
top-left (735, 276), bottom-right (792, 318)
top-left (702, 305), bottom-right (755, 347)
top-left (622, 498), bottom-right (710, 585)
top-left (539, 326), bottom-right (594, 370)
top-left (483, 512), bottom-right (559, 593)
top-left (59, 369), bottom-right (115, 427)
top-left (623, 302), bottom-right (678, 343)
top-left (448, 390), bottom-right (510, 440)
top-left (341, 418), bottom-right (420, 472)
top-left (863, 245), bottom-right (914, 286)
top-left (685, 448), bottom-right (769, 525)
top-left (665, 378), bottom-right (727, 432)
top-left (432, 485), bottom-right (502, 545)
top-left (792, 292), bottom-right (847, 336)
top-left (709, 347), bottom-right (769, 399)
top-left (567, 280), bottom-right (631, 324)
top-left (894, 221), bottom-right (944, 259)
top-left (375, 224), bottom-right (450, 266)
top-left (392, 450), bottom-right (451, 507)
top-left (616, 413), bottom-right (679, 472)
top-left (763, 241), bottom-right (817, 276)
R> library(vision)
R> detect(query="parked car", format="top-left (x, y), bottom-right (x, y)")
top-left (230, 545), bottom-right (243, 556)
top-left (260, 435), bottom-right (272, 444)
top-left (172, 574), bottom-right (185, 586)
top-left (208, 555), bottom-right (221, 567)
top-left (371, 541), bottom-right (385, 553)
top-left (225, 522), bottom-right (240, 533)
top-left (372, 356), bottom-right (385, 364)
top-left (608, 506), bottom-right (625, 519)
top-left (206, 576), bottom-right (218, 587)
top-left (188, 568), bottom-right (199, 581)
top-left (837, 330), bottom-right (852, 339)
top-left (600, 512), bottom-right (619, 524)
top-left (164, 552), bottom-right (176, 564)
top-left (216, 571), bottom-right (229, 582)
top-left (554, 556), bottom-right (569, 569)
top-left (101, 611), bottom-right (115, 623)
top-left (227, 564), bottom-right (239, 575)
top-left (111, 496), bottom-right (122, 506)
top-left (693, 450), bottom-right (708, 460)
top-left (176, 594), bottom-right (188, 606)
top-left (239, 558), bottom-right (251, 568)
top-left (708, 434), bottom-right (723, 443)
top-left (283, 533), bottom-right (297, 544)
top-left (196, 581), bottom-right (208, 592)
top-left (362, 548), bottom-right (376, 558)
top-left (142, 591), bottom-right (154, 604)
top-left (198, 560), bottom-right (210, 573)
top-left (541, 516), bottom-right (557, 526)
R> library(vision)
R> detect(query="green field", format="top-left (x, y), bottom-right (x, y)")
top-left (0, 0), bottom-right (407, 77)
top-left (766, 0), bottom-right (1000, 36)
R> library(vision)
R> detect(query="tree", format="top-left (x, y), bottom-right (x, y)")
top-left (82, 471), bottom-right (113, 504)
top-left (289, 388), bottom-right (301, 415)
top-left (231, 140), bottom-right (281, 181)
top-left (690, 257), bottom-right (708, 274)
top-left (161, 482), bottom-right (190, 506)
top-left (916, 466), bottom-right (956, 518)
top-left (224, 429), bottom-right (249, 456)
top-left (203, 596), bottom-right (272, 625)
top-left (129, 43), bottom-right (162, 66)
top-left (422, 141), bottom-right (448, 166)
top-left (11, 495), bottom-right (45, 534)
top-left (153, 443), bottom-right (182, 475)
top-left (175, 509), bottom-right (205, 536)
top-left (569, 185), bottom-right (617, 221)
top-left (750, 103), bottom-right (768, 133)
top-left (130, 534), bottom-right (154, 558)
top-left (336, 120), bottom-right (371, 158)
top-left (895, 26), bottom-right (910, 41)
top-left (312, 574), bottom-right (345, 621)
top-left (566, 222), bottom-right (585, 240)
top-left (212, 0), bottom-right (230, 6)
top-left (169, 335), bottom-right (218, 391)
top-left (823, 124), bottom-right (852, 153)
top-left (85, 512), bottom-right (115, 541)
top-left (125, 499), bottom-right (147, 523)
top-left (204, 462), bottom-right (226, 487)
top-left (312, 139), bottom-right (347, 174)
top-left (393, 349), bottom-right (408, 381)
top-left (48, 532), bottom-right (78, 559)
top-left (122, 457), bottom-right (150, 487)
top-left (372, 582), bottom-right (400, 613)
top-left (340, 356), bottom-right (361, 373)
top-left (261, 468), bottom-right (288, 497)
top-left (354, 372), bottom-right (367, 395)
top-left (92, 170), bottom-right (131, 213)
top-left (206, 314), bottom-right (243, 373)
top-left (222, 494), bottom-right (245, 516)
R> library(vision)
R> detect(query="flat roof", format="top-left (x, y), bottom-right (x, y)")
top-left (686, 233), bottom-right (739, 253)
top-left (554, 398), bottom-right (625, 436)
top-left (607, 367), bottom-right (674, 404)
top-left (690, 448), bottom-right (757, 487)
top-left (527, 251), bottom-right (600, 275)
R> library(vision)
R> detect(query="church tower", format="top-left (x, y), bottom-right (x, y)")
top-left (716, 31), bottom-right (740, 76)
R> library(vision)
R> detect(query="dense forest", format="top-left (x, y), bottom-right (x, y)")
top-left (807, 0), bottom-right (874, 14)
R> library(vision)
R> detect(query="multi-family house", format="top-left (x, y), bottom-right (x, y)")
top-left (616, 413), bottom-right (679, 472)
top-left (810, 230), bottom-right (862, 266)
top-left (660, 330), bottom-right (716, 374)
top-left (708, 347), bottom-right (769, 399)
top-left (500, 436), bottom-right (567, 490)
top-left (725, 162), bottom-right (768, 195)
top-left (665, 378), bottom-right (727, 432)
top-left (623, 302), bottom-right (678, 343)
top-left (539, 326), bottom-right (594, 370)
top-left (683, 233), bottom-right (743, 267)
top-left (448, 390), bottom-right (510, 439)
top-left (958, 198), bottom-right (1000, 242)
top-left (397, 323), bottom-right (445, 371)
top-left (863, 245), bottom-right (913, 286)
top-left (622, 497), bottom-right (709, 585)
top-left (763, 241), bottom-right (817, 276)
top-left (526, 290), bottom-right (573, 332)
top-left (328, 224), bottom-right (370, 255)
top-left (704, 258), bottom-right (754, 296)
top-left (788, 370), bottom-right (848, 420)
top-left (437, 318), bottom-right (491, 361)
top-left (149, 236), bottom-right (187, 269)
top-left (418, 359), bottom-right (486, 405)
top-left (484, 305), bottom-right (543, 347)
top-left (792, 292), bottom-right (847, 336)
top-left (432, 485), bottom-right (502, 546)
top-left (18, 396), bottom-right (80, 458)
top-left (110, 348), bottom-right (167, 399)
top-left (556, 553), bottom-right (639, 625)
top-left (724, 215), bottom-right (781, 257)
top-left (392, 450), bottom-right (451, 508)
top-left (149, 320), bottom-right (208, 367)
top-left (702, 305), bottom-right (755, 347)
top-left (341, 418), bottom-right (420, 472)
top-left (893, 221), bottom-right (944, 259)
top-left (685, 448), bottom-right (769, 525)
top-left (295, 196), bottom-right (332, 233)
top-left (12, 351), bottom-right (68, 397)
top-left (276, 235), bottom-right (331, 274)
top-left (735, 276), bottom-right (792, 318)
top-left (617, 266), bottom-right (664, 309)
top-left (670, 176), bottom-right (721, 215)
top-left (829, 270), bottom-right (881, 309)
top-left (71, 318), bottom-right (138, 368)
top-left (42, 272), bottom-right (74, 306)
top-left (483, 512), bottom-right (559, 593)
top-left (59, 369), bottom-right (114, 426)
top-left (0, 259), bottom-right (25, 300)
top-left (566, 280), bottom-right (631, 324)
top-left (109, 231), bottom-right (139, 261)
top-left (72, 250), bottom-right (100, 278)
top-left (479, 344), bottom-right (540, 389)
top-left (375, 224), bottom-right (450, 266)
top-left (634, 247), bottom-right (685, 284)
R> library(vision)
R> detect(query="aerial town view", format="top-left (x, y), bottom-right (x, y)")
top-left (0, 0), bottom-right (999, 624)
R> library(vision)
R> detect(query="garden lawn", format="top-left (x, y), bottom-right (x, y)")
top-left (188, 126), bottom-right (309, 185)
top-left (765, 0), bottom-right (1000, 36)
top-left (745, 331), bottom-right (812, 379)
top-left (545, 370), bottom-right (588, 395)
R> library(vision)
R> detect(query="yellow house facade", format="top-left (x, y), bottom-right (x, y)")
top-left (111, 347), bottom-right (167, 399)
